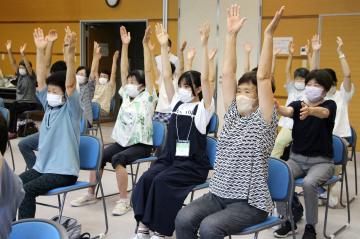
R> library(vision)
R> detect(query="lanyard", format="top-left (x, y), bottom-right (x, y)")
top-left (175, 112), bottom-right (194, 142)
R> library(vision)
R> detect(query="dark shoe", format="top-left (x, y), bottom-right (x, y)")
top-left (8, 132), bottom-right (17, 139)
top-left (274, 221), bottom-right (297, 238)
top-left (302, 224), bottom-right (316, 239)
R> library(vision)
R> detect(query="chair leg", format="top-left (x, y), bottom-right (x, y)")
top-left (134, 163), bottom-right (141, 184)
top-left (253, 232), bottom-right (259, 239)
top-left (353, 148), bottom-right (358, 197)
top-left (8, 141), bottom-right (15, 171)
top-left (58, 193), bottom-right (67, 222)
top-left (130, 164), bottom-right (135, 191)
top-left (98, 180), bottom-right (109, 235)
top-left (190, 191), bottom-right (195, 202)
top-left (98, 122), bottom-right (104, 145)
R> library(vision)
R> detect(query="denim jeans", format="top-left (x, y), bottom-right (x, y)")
top-left (175, 192), bottom-right (268, 239)
top-left (18, 132), bottom-right (39, 169)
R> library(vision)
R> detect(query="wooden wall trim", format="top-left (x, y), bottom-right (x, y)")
top-left (262, 15), bottom-right (318, 19)
top-left (0, 51), bottom-right (79, 56)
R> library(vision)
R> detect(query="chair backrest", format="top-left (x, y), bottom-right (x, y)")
top-left (152, 120), bottom-right (167, 148)
top-left (268, 157), bottom-right (294, 202)
top-left (332, 135), bottom-right (347, 165)
top-left (349, 126), bottom-right (357, 148)
top-left (208, 113), bottom-right (219, 135)
top-left (0, 106), bottom-right (10, 127)
top-left (80, 117), bottom-right (87, 135)
top-left (91, 102), bottom-right (101, 121)
top-left (79, 135), bottom-right (102, 170)
top-left (10, 219), bottom-right (68, 239)
top-left (206, 136), bottom-right (218, 168)
top-left (110, 97), bottom-right (116, 112)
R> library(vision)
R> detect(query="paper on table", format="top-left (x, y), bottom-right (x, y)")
top-left (273, 37), bottom-right (293, 55)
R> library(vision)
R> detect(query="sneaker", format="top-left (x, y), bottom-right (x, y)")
top-left (132, 233), bottom-right (150, 239)
top-left (274, 221), bottom-right (297, 238)
top-left (70, 194), bottom-right (97, 207)
top-left (112, 200), bottom-right (131, 216)
top-left (302, 224), bottom-right (316, 239)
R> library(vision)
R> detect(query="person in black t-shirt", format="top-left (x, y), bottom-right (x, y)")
top-left (274, 69), bottom-right (336, 239)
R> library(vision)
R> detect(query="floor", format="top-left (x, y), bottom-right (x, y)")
top-left (4, 122), bottom-right (360, 239)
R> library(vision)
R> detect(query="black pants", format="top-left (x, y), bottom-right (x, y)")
top-left (18, 169), bottom-right (77, 219)
top-left (102, 143), bottom-right (153, 169)
top-left (9, 101), bottom-right (38, 133)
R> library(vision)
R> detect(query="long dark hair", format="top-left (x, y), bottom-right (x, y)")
top-left (178, 70), bottom-right (203, 100)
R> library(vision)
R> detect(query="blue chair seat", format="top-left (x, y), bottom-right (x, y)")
top-left (193, 181), bottom-right (210, 191)
top-left (45, 181), bottom-right (94, 195)
top-left (295, 175), bottom-right (340, 188)
top-left (10, 219), bottom-right (67, 239)
top-left (133, 156), bottom-right (158, 164)
top-left (236, 216), bottom-right (282, 235)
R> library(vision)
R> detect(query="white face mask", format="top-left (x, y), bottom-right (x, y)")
top-left (76, 75), bottom-right (88, 85)
top-left (178, 88), bottom-right (194, 103)
top-left (99, 77), bottom-right (108, 85)
top-left (327, 86), bottom-right (337, 97)
top-left (236, 95), bottom-right (256, 115)
top-left (47, 93), bottom-right (65, 107)
top-left (19, 68), bottom-right (27, 76)
top-left (294, 81), bottom-right (305, 91)
top-left (125, 84), bottom-right (140, 98)
top-left (304, 86), bottom-right (324, 103)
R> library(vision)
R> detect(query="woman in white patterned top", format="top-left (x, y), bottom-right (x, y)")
top-left (175, 4), bottom-right (284, 239)
top-left (71, 26), bottom-right (157, 216)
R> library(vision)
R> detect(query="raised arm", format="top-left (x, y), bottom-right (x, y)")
top-left (63, 26), bottom-right (71, 64)
top-left (142, 26), bottom-right (154, 95)
top-left (64, 29), bottom-right (77, 96)
top-left (222, 4), bottom-right (247, 111)
top-left (0, 67), bottom-right (3, 79)
top-left (109, 50), bottom-right (119, 88)
top-left (199, 23), bottom-right (213, 109)
top-left (208, 48), bottom-right (217, 90)
top-left (148, 41), bottom-right (159, 87)
top-left (5, 40), bottom-right (18, 73)
top-left (185, 48), bottom-right (196, 71)
top-left (33, 28), bottom-right (49, 91)
top-left (19, 43), bottom-right (34, 76)
top-left (120, 26), bottom-right (131, 87)
top-left (271, 48), bottom-right (281, 77)
top-left (305, 39), bottom-right (312, 69)
top-left (90, 42), bottom-right (102, 82)
top-left (257, 6), bottom-right (285, 123)
top-left (286, 41), bottom-right (295, 84)
top-left (243, 42), bottom-right (252, 73)
top-left (275, 100), bottom-right (294, 118)
top-left (310, 34), bottom-right (321, 70)
top-left (336, 37), bottom-right (352, 92)
top-left (44, 29), bottom-right (58, 75)
top-left (155, 23), bottom-right (175, 102)
top-left (177, 41), bottom-right (187, 76)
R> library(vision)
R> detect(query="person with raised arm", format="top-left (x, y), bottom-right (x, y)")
top-left (243, 42), bottom-right (252, 73)
top-left (271, 40), bottom-right (309, 159)
top-left (17, 27), bottom-right (81, 219)
top-left (175, 5), bottom-right (284, 239)
top-left (71, 26), bottom-right (156, 217)
top-left (5, 40), bottom-right (38, 138)
top-left (131, 23), bottom-right (215, 239)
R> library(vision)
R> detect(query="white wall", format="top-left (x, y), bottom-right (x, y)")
top-left (178, 0), bottom-right (262, 130)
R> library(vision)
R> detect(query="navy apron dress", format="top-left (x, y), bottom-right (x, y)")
top-left (131, 101), bottom-right (211, 236)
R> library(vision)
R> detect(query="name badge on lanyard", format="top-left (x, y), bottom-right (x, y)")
top-left (176, 140), bottom-right (190, 157)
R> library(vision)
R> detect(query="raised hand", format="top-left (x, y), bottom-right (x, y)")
top-left (19, 43), bottom-right (27, 55)
top-left (93, 41), bottom-right (102, 59)
top-left (180, 41), bottom-right (187, 52)
top-left (155, 23), bottom-right (169, 46)
top-left (274, 48), bottom-right (281, 56)
top-left (113, 50), bottom-right (119, 61)
top-left (46, 29), bottom-right (58, 42)
top-left (64, 26), bottom-right (72, 45)
top-left (67, 31), bottom-right (77, 52)
top-left (33, 28), bottom-right (48, 50)
top-left (226, 4), bottom-right (247, 35)
top-left (148, 42), bottom-right (155, 52)
top-left (200, 23), bottom-right (210, 46)
top-left (5, 40), bottom-right (12, 51)
top-left (208, 48), bottom-right (217, 60)
top-left (142, 26), bottom-right (151, 44)
top-left (288, 41), bottom-right (295, 55)
top-left (120, 26), bottom-right (131, 45)
top-left (243, 42), bottom-right (252, 53)
top-left (264, 6), bottom-right (285, 36)
top-left (187, 48), bottom-right (196, 60)
top-left (311, 34), bottom-right (321, 51)
top-left (336, 36), bottom-right (343, 55)
top-left (304, 39), bottom-right (311, 55)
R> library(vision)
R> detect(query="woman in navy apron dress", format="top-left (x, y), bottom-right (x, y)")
top-left (131, 23), bottom-right (215, 238)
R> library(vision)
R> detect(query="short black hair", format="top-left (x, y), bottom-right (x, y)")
top-left (237, 71), bottom-right (276, 93)
top-left (46, 70), bottom-right (66, 94)
top-left (76, 66), bottom-right (90, 78)
top-left (323, 68), bottom-right (337, 86)
top-left (19, 60), bottom-right (32, 68)
top-left (100, 70), bottom-right (111, 77)
top-left (170, 62), bottom-right (176, 75)
top-left (50, 61), bottom-right (67, 74)
top-left (178, 70), bottom-right (202, 100)
top-left (127, 70), bottom-right (145, 86)
top-left (305, 69), bottom-right (333, 92)
top-left (0, 113), bottom-right (8, 155)
top-left (294, 67), bottom-right (309, 79)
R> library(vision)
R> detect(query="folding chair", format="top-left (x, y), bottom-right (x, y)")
top-left (37, 135), bottom-right (108, 236)
top-left (229, 158), bottom-right (296, 239)
top-left (22, 107), bottom-right (44, 135)
top-left (87, 102), bottom-right (104, 144)
top-left (295, 135), bottom-right (350, 239)
top-left (344, 126), bottom-right (357, 203)
top-left (208, 113), bottom-right (219, 137)
top-left (9, 218), bottom-right (68, 239)
top-left (0, 106), bottom-right (15, 170)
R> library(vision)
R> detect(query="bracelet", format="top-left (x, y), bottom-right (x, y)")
top-left (339, 53), bottom-right (345, 59)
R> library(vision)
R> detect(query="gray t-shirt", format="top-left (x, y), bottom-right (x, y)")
top-left (0, 160), bottom-right (25, 239)
top-left (16, 73), bottom-right (37, 103)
